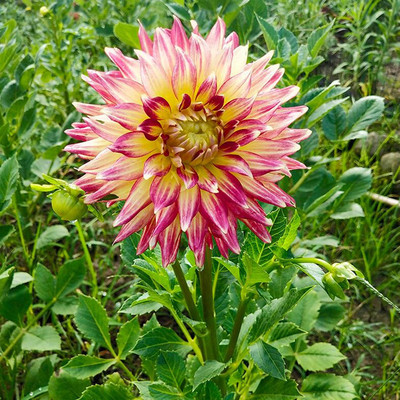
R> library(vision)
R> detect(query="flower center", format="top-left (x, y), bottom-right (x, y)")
top-left (163, 114), bottom-right (222, 167)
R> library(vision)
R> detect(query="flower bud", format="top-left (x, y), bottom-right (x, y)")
top-left (51, 190), bottom-right (87, 221)
top-left (332, 262), bottom-right (363, 280)
top-left (39, 6), bottom-right (49, 16)
top-left (322, 272), bottom-right (346, 300)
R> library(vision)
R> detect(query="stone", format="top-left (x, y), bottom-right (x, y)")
top-left (380, 152), bottom-right (400, 174)
top-left (354, 132), bottom-right (386, 157)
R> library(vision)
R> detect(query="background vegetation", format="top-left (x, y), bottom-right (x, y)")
top-left (0, 0), bottom-right (399, 399)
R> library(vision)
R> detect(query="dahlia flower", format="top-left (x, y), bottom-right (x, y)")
top-left (65, 17), bottom-right (310, 267)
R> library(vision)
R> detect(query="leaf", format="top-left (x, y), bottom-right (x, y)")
top-left (287, 290), bottom-right (320, 332)
top-left (156, 351), bottom-right (186, 389)
top-left (21, 325), bottom-right (61, 351)
top-left (0, 155), bottom-right (19, 214)
top-left (34, 263), bottom-right (56, 302)
top-left (277, 211), bottom-right (300, 251)
top-left (214, 257), bottom-right (242, 283)
top-left (24, 355), bottom-right (55, 394)
top-left (63, 356), bottom-right (115, 379)
top-left (117, 317), bottom-right (141, 359)
top-left (193, 360), bottom-right (226, 390)
top-left (322, 106), bottom-right (346, 140)
top-left (249, 287), bottom-right (312, 343)
top-left (10, 271), bottom-right (33, 288)
top-left (164, 2), bottom-right (191, 20)
top-left (256, 15), bottom-right (278, 50)
top-left (0, 285), bottom-right (32, 326)
top-left (315, 303), bottom-right (346, 331)
top-left (113, 22), bottom-right (140, 48)
top-left (242, 253), bottom-right (270, 286)
top-left (53, 296), bottom-right (79, 315)
top-left (0, 267), bottom-right (14, 302)
top-left (307, 20), bottom-right (334, 58)
top-left (148, 383), bottom-right (182, 399)
top-left (331, 203), bottom-right (364, 219)
top-left (134, 327), bottom-right (191, 360)
top-left (55, 258), bottom-right (86, 298)
top-left (48, 370), bottom-right (90, 400)
top-left (0, 224), bottom-right (14, 245)
top-left (37, 225), bottom-right (69, 249)
top-left (301, 373), bottom-right (357, 400)
top-left (195, 381), bottom-right (222, 400)
top-left (346, 96), bottom-right (384, 133)
top-left (75, 294), bottom-right (111, 349)
top-left (250, 340), bottom-right (286, 380)
top-left (338, 167), bottom-right (372, 203)
top-left (79, 382), bottom-right (133, 400)
top-left (269, 322), bottom-right (306, 347)
top-left (296, 343), bottom-right (346, 371)
top-left (251, 376), bottom-right (300, 399)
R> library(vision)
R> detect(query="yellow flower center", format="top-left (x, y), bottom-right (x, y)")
top-left (164, 113), bottom-right (222, 167)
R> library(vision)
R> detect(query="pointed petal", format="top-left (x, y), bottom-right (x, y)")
top-left (172, 48), bottom-right (197, 100)
top-left (139, 23), bottom-right (153, 54)
top-left (213, 154), bottom-right (252, 176)
top-left (178, 186), bottom-right (200, 231)
top-left (243, 138), bottom-right (300, 159)
top-left (221, 97), bottom-right (254, 123)
top-left (153, 28), bottom-right (177, 76)
top-left (105, 47), bottom-right (141, 81)
top-left (73, 102), bottom-right (105, 115)
top-left (142, 96), bottom-right (171, 120)
top-left (177, 165), bottom-right (199, 189)
top-left (186, 213), bottom-right (207, 252)
top-left (114, 178), bottom-right (152, 226)
top-left (171, 16), bottom-right (189, 51)
top-left (231, 45), bottom-right (248, 76)
top-left (200, 191), bottom-right (228, 233)
top-left (239, 151), bottom-right (289, 176)
top-left (150, 172), bottom-right (181, 213)
top-left (267, 106), bottom-right (308, 131)
top-left (196, 166), bottom-right (218, 193)
top-left (241, 218), bottom-right (272, 243)
top-left (153, 203), bottom-right (179, 236)
top-left (143, 154), bottom-right (171, 179)
top-left (137, 217), bottom-right (156, 254)
top-left (114, 204), bottom-right (155, 242)
top-left (109, 131), bottom-right (157, 158)
top-left (189, 34), bottom-right (211, 85)
top-left (103, 103), bottom-right (147, 130)
top-left (196, 73), bottom-right (217, 104)
top-left (64, 138), bottom-right (109, 158)
top-left (218, 70), bottom-right (251, 101)
top-left (206, 18), bottom-right (226, 51)
top-left (79, 149), bottom-right (121, 173)
top-left (138, 119), bottom-right (163, 140)
top-left (97, 155), bottom-right (146, 181)
top-left (159, 216), bottom-right (181, 266)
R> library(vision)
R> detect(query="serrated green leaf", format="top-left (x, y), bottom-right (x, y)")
top-left (346, 96), bottom-right (384, 134)
top-left (296, 343), bottom-right (346, 371)
top-left (0, 155), bottom-right (19, 214)
top-left (322, 106), bottom-right (346, 140)
top-left (79, 382), bottom-right (133, 400)
top-left (242, 253), bottom-right (270, 286)
top-left (148, 383), bottom-right (182, 399)
top-left (287, 290), bottom-right (320, 332)
top-left (117, 317), bottom-right (140, 359)
top-left (48, 371), bottom-right (90, 400)
top-left (156, 351), bottom-right (186, 389)
top-left (301, 373), bottom-right (357, 399)
top-left (256, 15), bottom-right (278, 50)
top-left (250, 376), bottom-right (300, 399)
top-left (331, 203), bottom-right (364, 219)
top-left (0, 285), bottom-right (32, 326)
top-left (37, 225), bottom-right (69, 249)
top-left (315, 303), bottom-right (346, 331)
top-left (193, 360), bottom-right (225, 390)
top-left (21, 325), bottom-right (61, 351)
top-left (277, 211), bottom-right (300, 251)
top-left (338, 168), bottom-right (372, 203)
top-left (269, 322), bottom-right (307, 347)
top-left (250, 341), bottom-right (286, 380)
top-left (75, 294), bottom-right (111, 349)
top-left (34, 263), bottom-right (55, 303)
top-left (195, 381), bottom-right (222, 400)
top-left (63, 356), bottom-right (115, 379)
top-left (134, 327), bottom-right (191, 360)
top-left (307, 20), bottom-right (334, 58)
top-left (55, 258), bottom-right (86, 298)
top-left (249, 287), bottom-right (312, 343)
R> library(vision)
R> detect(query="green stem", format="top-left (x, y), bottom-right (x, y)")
top-left (224, 293), bottom-right (251, 363)
top-left (172, 260), bottom-right (206, 358)
top-left (13, 195), bottom-right (29, 265)
top-left (280, 257), bottom-right (334, 272)
top-left (75, 220), bottom-right (98, 298)
top-left (0, 298), bottom-right (57, 364)
top-left (199, 247), bottom-right (220, 361)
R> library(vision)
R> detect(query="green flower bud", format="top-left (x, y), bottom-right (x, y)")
top-left (322, 272), bottom-right (346, 300)
top-left (332, 262), bottom-right (363, 280)
top-left (51, 190), bottom-right (87, 221)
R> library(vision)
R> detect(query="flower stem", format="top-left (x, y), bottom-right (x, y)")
top-left (199, 247), bottom-right (220, 361)
top-left (75, 220), bottom-right (98, 298)
top-left (224, 292), bottom-right (251, 362)
top-left (172, 260), bottom-right (206, 358)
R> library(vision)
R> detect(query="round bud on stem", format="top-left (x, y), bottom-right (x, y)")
top-left (51, 190), bottom-right (87, 221)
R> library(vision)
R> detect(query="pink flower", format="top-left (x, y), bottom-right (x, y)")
top-left (65, 17), bottom-right (310, 267)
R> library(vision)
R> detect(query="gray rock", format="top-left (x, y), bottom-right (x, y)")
top-left (354, 132), bottom-right (387, 157)
top-left (380, 152), bottom-right (400, 174)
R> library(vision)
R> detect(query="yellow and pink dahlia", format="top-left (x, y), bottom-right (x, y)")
top-left (65, 17), bottom-right (310, 266)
